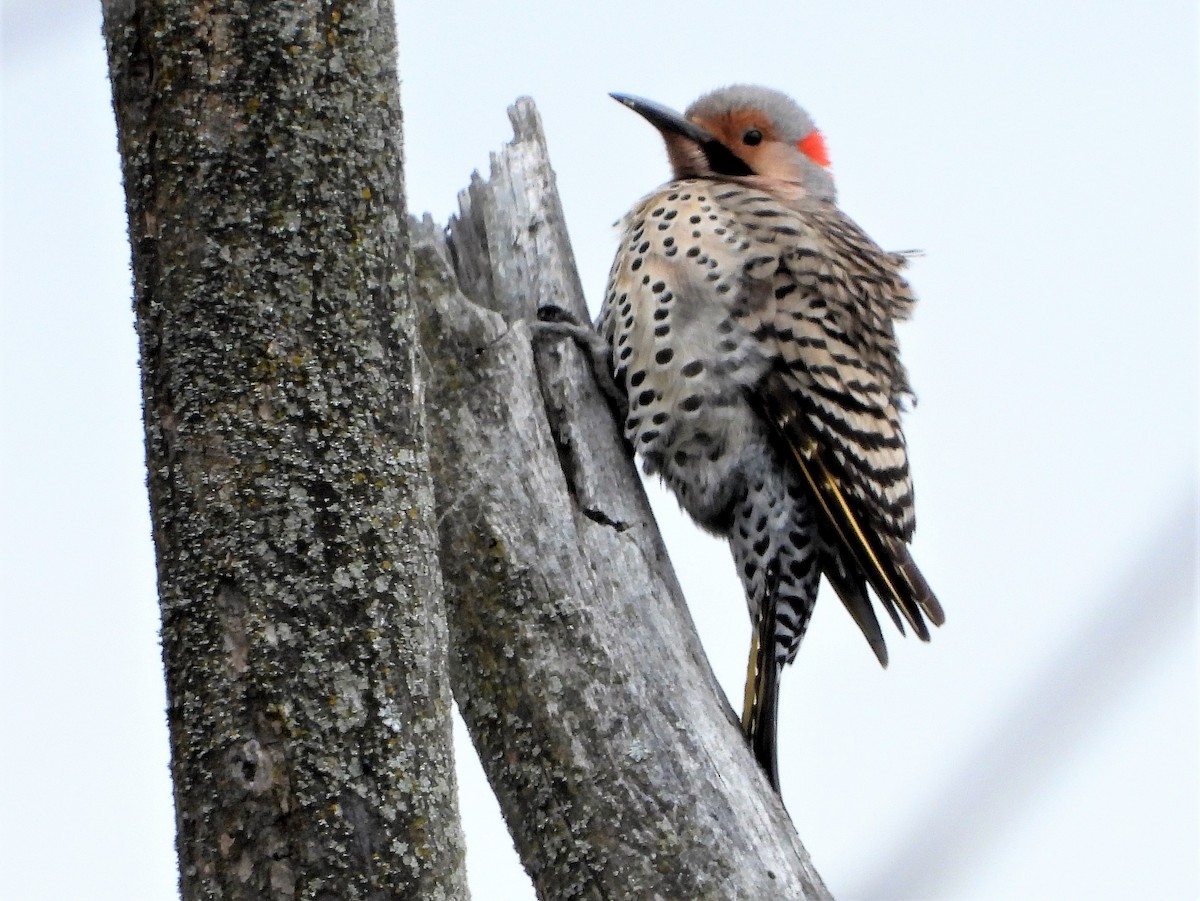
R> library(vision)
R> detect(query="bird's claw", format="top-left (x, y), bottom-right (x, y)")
top-left (530, 306), bottom-right (628, 421)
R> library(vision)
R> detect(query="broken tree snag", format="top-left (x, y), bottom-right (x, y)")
top-left (415, 98), bottom-right (831, 900)
top-left (102, 2), bottom-right (467, 898)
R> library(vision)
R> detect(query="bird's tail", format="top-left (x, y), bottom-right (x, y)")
top-left (752, 374), bottom-right (944, 660)
top-left (742, 576), bottom-right (782, 792)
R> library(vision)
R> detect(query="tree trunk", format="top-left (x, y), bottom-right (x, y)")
top-left (102, 2), bottom-right (467, 898)
top-left (415, 99), bottom-right (831, 900)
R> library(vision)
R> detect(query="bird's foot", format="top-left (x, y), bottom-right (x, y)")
top-left (532, 305), bottom-right (628, 418)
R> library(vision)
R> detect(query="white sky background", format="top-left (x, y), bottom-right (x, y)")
top-left (1, 2), bottom-right (1196, 899)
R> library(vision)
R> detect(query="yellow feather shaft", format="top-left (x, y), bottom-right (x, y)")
top-left (785, 434), bottom-right (920, 632)
top-left (742, 627), bottom-right (760, 734)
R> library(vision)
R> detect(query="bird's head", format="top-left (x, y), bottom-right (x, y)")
top-left (612, 85), bottom-right (836, 202)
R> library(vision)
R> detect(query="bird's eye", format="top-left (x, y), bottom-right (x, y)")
top-left (742, 129), bottom-right (763, 146)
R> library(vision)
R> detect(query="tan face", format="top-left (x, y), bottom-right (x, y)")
top-left (690, 108), bottom-right (829, 186)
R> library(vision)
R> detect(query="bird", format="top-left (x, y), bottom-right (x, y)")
top-left (596, 86), bottom-right (944, 792)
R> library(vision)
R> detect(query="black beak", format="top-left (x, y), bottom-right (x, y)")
top-left (610, 93), bottom-right (716, 145)
top-left (610, 93), bottom-right (754, 178)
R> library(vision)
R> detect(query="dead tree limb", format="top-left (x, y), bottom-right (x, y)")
top-left (102, 2), bottom-right (467, 897)
top-left (415, 99), bottom-right (831, 900)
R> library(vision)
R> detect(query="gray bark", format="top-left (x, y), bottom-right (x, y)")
top-left (415, 99), bottom-right (831, 900)
top-left (102, 3), bottom-right (467, 898)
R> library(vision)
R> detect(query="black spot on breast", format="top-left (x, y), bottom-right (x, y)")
top-left (629, 370), bottom-right (646, 387)
top-left (751, 322), bottom-right (774, 341)
top-left (789, 530), bottom-right (811, 549)
top-left (788, 559), bottom-right (814, 580)
top-left (681, 395), bottom-right (703, 412)
top-left (637, 388), bottom-right (656, 406)
top-left (681, 360), bottom-right (704, 377)
top-left (655, 348), bottom-right (674, 365)
top-left (631, 258), bottom-right (642, 271)
top-left (654, 324), bottom-right (670, 337)
top-left (651, 411), bottom-right (669, 425)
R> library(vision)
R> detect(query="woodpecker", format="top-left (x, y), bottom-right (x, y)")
top-left (599, 86), bottom-right (944, 791)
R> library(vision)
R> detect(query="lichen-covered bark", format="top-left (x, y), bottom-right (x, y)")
top-left (102, 2), bottom-right (467, 898)
top-left (416, 100), bottom-right (831, 900)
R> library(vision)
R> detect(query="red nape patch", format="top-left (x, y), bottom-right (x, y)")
top-left (797, 131), bottom-right (831, 167)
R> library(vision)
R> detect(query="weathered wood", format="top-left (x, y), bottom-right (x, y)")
top-left (102, 2), bottom-right (467, 898)
top-left (416, 98), bottom-right (831, 900)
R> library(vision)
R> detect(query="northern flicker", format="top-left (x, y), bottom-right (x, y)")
top-left (596, 86), bottom-right (944, 791)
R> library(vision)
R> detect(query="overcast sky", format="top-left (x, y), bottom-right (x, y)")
top-left (2, 2), bottom-right (1197, 899)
